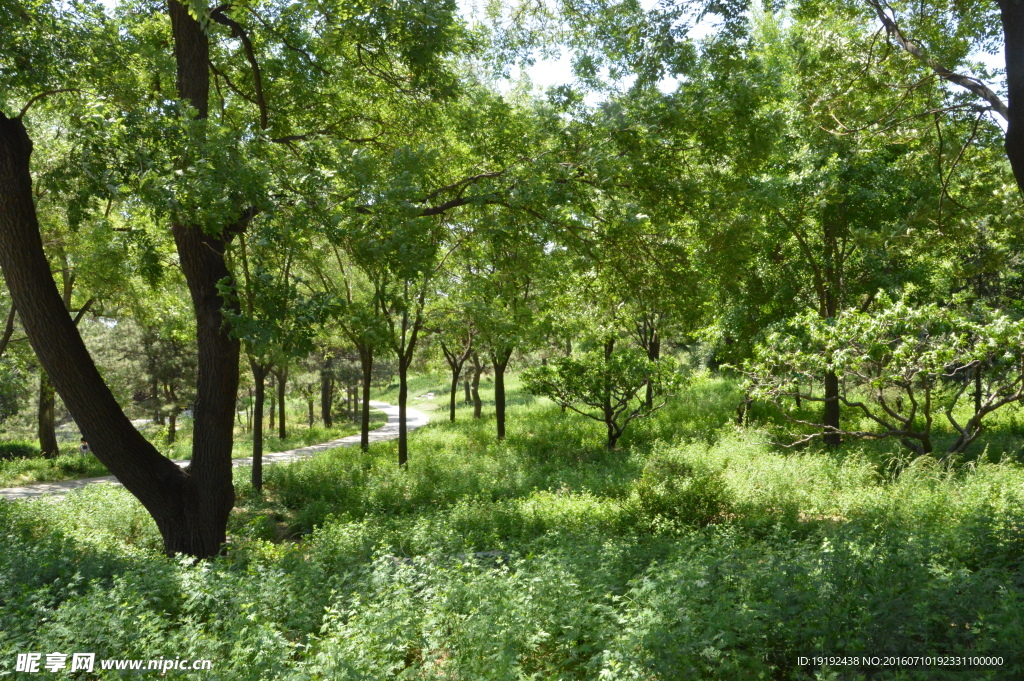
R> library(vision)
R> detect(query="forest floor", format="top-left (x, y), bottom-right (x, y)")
top-left (1, 374), bottom-right (1023, 679)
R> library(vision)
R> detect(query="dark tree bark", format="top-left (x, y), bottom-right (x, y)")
top-left (603, 338), bottom-right (616, 449)
top-left (359, 345), bottom-right (373, 450)
top-left (398, 355), bottom-right (410, 466)
top-left (167, 406), bottom-right (179, 445)
top-left (320, 355), bottom-right (334, 427)
top-left (464, 378), bottom-right (471, 404)
top-left (275, 364), bottom-right (288, 440)
top-left (1001, 0), bottom-right (1024, 191)
top-left (0, 112), bottom-right (232, 555)
top-left (645, 333), bottom-right (660, 410)
top-left (491, 347), bottom-right (513, 440)
top-left (268, 372), bottom-right (275, 433)
top-left (307, 397), bottom-right (314, 427)
top-left (249, 360), bottom-right (268, 491)
top-left (38, 370), bottom-right (58, 458)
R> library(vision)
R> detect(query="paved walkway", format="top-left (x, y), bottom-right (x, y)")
top-left (0, 401), bottom-right (428, 501)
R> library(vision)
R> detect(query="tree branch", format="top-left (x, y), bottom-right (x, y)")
top-left (866, 0), bottom-right (1009, 120)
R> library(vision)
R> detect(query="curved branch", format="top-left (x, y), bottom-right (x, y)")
top-left (866, 0), bottom-right (1009, 120)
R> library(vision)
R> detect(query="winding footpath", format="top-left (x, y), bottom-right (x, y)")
top-left (0, 400), bottom-right (429, 502)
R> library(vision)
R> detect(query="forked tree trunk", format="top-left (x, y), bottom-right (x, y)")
top-left (0, 110), bottom-right (239, 558)
top-left (441, 340), bottom-right (472, 423)
top-left (38, 370), bottom-right (59, 458)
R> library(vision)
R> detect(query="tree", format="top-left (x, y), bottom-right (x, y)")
top-left (0, 0), bottom-right (469, 556)
top-left (525, 335), bottom-right (679, 449)
top-left (744, 297), bottom-right (1024, 456)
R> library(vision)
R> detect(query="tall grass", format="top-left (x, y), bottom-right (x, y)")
top-left (1, 375), bottom-right (1022, 679)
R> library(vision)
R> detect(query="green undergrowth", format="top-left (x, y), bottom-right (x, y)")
top-left (1, 376), bottom-right (1022, 679)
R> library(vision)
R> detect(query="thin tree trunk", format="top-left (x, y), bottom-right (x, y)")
top-left (823, 371), bottom-right (841, 447)
top-left (307, 397), bottom-right (314, 428)
top-left (320, 355), bottom-right (333, 427)
top-left (268, 377), bottom-right (276, 433)
top-left (168, 406), bottom-right (179, 445)
top-left (464, 378), bottom-right (471, 404)
top-left (604, 337), bottom-right (615, 449)
top-left (360, 345), bottom-right (373, 450)
top-left (277, 365), bottom-right (287, 440)
top-left (38, 370), bottom-right (58, 458)
top-left (492, 348), bottom-right (513, 440)
top-left (471, 352), bottom-right (483, 419)
top-left (398, 355), bottom-right (409, 467)
top-left (645, 334), bottom-right (660, 410)
top-left (441, 340), bottom-right (471, 423)
top-left (250, 361), bottom-right (266, 491)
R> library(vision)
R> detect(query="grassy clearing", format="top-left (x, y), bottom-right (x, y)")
top-left (1, 376), bottom-right (1022, 679)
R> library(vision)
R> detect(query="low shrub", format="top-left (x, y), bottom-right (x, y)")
top-left (0, 440), bottom-right (39, 460)
top-left (627, 448), bottom-right (732, 528)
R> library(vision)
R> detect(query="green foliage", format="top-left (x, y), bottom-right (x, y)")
top-left (0, 440), bottom-right (37, 460)
top-left (0, 357), bottom-right (30, 424)
top-left (745, 297), bottom-right (1024, 455)
top-left (3, 379), bottom-right (1024, 678)
top-left (627, 448), bottom-right (732, 528)
top-left (525, 339), bottom-right (680, 447)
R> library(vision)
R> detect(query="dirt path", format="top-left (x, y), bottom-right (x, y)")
top-left (0, 401), bottom-right (428, 501)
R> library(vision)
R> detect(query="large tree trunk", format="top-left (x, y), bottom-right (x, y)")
top-left (0, 112), bottom-right (226, 555)
top-left (320, 355), bottom-right (334, 427)
top-left (998, 0), bottom-right (1024, 192)
top-left (162, 0), bottom-right (239, 555)
top-left (38, 369), bottom-right (59, 458)
top-left (822, 370), bottom-right (841, 448)
top-left (492, 347), bottom-right (513, 440)
top-left (250, 361), bottom-right (267, 491)
top-left (360, 345), bottom-right (373, 450)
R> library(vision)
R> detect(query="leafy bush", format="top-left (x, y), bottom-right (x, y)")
top-left (627, 448), bottom-right (732, 527)
top-left (0, 440), bottom-right (39, 460)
